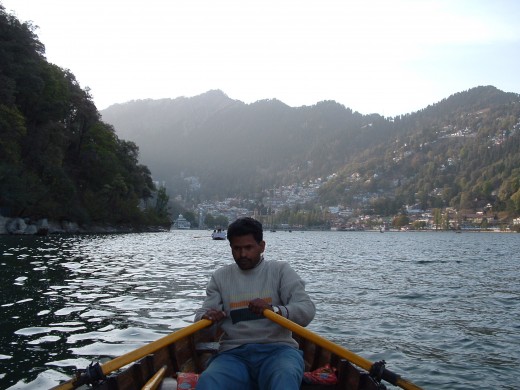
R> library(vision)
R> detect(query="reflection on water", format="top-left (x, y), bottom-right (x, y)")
top-left (1, 231), bottom-right (519, 389)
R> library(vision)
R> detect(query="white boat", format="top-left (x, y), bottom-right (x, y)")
top-left (211, 229), bottom-right (226, 240)
top-left (172, 214), bottom-right (191, 229)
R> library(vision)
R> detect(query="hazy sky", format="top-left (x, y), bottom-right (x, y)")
top-left (3, 0), bottom-right (520, 116)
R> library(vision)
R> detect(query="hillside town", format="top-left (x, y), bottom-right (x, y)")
top-left (173, 176), bottom-right (520, 232)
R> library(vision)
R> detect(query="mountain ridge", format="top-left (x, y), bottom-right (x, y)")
top-left (101, 86), bottom-right (520, 218)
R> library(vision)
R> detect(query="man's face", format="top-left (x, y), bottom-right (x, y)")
top-left (229, 234), bottom-right (266, 270)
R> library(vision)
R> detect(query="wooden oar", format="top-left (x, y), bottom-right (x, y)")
top-left (141, 365), bottom-right (167, 390)
top-left (264, 310), bottom-right (423, 390)
top-left (52, 319), bottom-right (212, 390)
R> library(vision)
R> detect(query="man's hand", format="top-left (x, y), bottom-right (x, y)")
top-left (248, 298), bottom-right (272, 315)
top-left (202, 308), bottom-right (227, 322)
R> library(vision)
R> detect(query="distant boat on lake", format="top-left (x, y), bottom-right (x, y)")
top-left (211, 229), bottom-right (226, 240)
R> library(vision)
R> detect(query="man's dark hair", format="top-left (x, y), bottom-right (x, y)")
top-left (227, 217), bottom-right (263, 243)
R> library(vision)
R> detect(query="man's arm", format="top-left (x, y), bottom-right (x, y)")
top-left (278, 262), bottom-right (316, 326)
top-left (194, 275), bottom-right (227, 322)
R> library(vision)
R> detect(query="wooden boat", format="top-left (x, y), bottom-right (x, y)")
top-left (52, 311), bottom-right (422, 390)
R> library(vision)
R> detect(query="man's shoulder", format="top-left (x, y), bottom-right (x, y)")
top-left (265, 260), bottom-right (292, 271)
top-left (213, 263), bottom-right (237, 276)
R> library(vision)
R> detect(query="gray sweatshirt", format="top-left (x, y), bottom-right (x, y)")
top-left (194, 258), bottom-right (315, 351)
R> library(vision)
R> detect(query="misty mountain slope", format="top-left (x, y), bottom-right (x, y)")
top-left (101, 90), bottom-right (394, 198)
top-left (101, 86), bottom-right (520, 214)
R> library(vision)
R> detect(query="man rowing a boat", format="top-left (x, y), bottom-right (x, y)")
top-left (194, 217), bottom-right (316, 390)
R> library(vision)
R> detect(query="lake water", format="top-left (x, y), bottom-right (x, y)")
top-left (1, 230), bottom-right (519, 389)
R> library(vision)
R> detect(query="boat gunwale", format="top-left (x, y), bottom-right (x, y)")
top-left (93, 328), bottom-right (384, 390)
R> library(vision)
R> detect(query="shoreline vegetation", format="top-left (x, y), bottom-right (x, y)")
top-left (2, 218), bottom-right (515, 236)
top-left (0, 215), bottom-right (170, 235)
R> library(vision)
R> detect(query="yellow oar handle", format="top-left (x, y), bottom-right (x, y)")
top-left (263, 309), bottom-right (422, 390)
top-left (101, 319), bottom-right (212, 375)
top-left (141, 365), bottom-right (167, 390)
top-left (52, 319), bottom-right (213, 390)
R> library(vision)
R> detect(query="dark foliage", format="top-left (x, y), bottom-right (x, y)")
top-left (0, 6), bottom-right (167, 226)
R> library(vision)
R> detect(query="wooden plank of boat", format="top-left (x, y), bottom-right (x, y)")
top-left (52, 314), bottom-right (422, 390)
top-left (264, 310), bottom-right (422, 390)
top-left (51, 319), bottom-right (213, 390)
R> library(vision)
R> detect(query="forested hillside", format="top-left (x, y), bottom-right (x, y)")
top-left (102, 87), bottom-right (520, 218)
top-left (321, 86), bottom-right (520, 216)
top-left (0, 6), bottom-right (168, 227)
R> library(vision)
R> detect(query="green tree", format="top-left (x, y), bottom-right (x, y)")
top-left (0, 7), bottom-right (158, 226)
top-left (214, 215), bottom-right (229, 228)
top-left (154, 186), bottom-right (170, 218)
top-left (433, 208), bottom-right (442, 230)
top-left (183, 211), bottom-right (198, 228)
top-left (511, 189), bottom-right (520, 214)
top-left (412, 220), bottom-right (427, 230)
top-left (392, 214), bottom-right (409, 229)
top-left (0, 105), bottom-right (26, 164)
top-left (442, 210), bottom-right (451, 230)
top-left (204, 214), bottom-right (216, 228)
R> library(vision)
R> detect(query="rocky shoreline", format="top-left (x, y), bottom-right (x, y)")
top-left (0, 216), bottom-right (170, 235)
